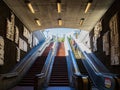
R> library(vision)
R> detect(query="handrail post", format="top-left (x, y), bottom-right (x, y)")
top-left (73, 73), bottom-right (91, 90)
top-left (114, 75), bottom-right (120, 90)
top-left (34, 73), bottom-right (45, 90)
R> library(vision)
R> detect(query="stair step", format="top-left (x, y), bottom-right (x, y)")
top-left (51, 72), bottom-right (68, 74)
top-left (51, 75), bottom-right (68, 78)
top-left (49, 80), bottom-right (68, 82)
top-left (50, 78), bottom-right (69, 80)
top-left (49, 43), bottom-right (69, 86)
top-left (49, 82), bottom-right (69, 86)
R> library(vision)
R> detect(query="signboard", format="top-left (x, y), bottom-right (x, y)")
top-left (104, 78), bottom-right (112, 88)
top-left (0, 36), bottom-right (4, 65)
top-left (19, 38), bottom-right (27, 52)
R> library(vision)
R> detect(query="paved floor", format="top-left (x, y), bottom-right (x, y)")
top-left (11, 86), bottom-right (99, 90)
top-left (11, 86), bottom-right (33, 90)
top-left (92, 87), bottom-right (99, 90)
top-left (45, 86), bottom-right (75, 90)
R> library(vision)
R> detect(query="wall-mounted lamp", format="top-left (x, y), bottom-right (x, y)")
top-left (84, 1), bottom-right (92, 13)
top-left (58, 18), bottom-right (62, 26)
top-left (26, 1), bottom-right (35, 13)
top-left (80, 18), bottom-right (85, 26)
top-left (57, 0), bottom-right (61, 13)
top-left (35, 19), bottom-right (41, 26)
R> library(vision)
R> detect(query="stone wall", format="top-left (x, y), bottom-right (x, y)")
top-left (89, 0), bottom-right (120, 74)
top-left (0, 0), bottom-right (45, 73)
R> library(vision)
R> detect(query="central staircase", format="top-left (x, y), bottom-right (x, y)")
top-left (49, 42), bottom-right (69, 86)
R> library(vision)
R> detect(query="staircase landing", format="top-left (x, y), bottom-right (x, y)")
top-left (45, 86), bottom-right (75, 90)
top-left (11, 86), bottom-right (33, 90)
top-left (11, 86), bottom-right (98, 90)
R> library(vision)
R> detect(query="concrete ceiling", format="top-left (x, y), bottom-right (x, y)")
top-left (3, 0), bottom-right (114, 32)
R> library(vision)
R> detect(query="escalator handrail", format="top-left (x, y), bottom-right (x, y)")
top-left (35, 41), bottom-right (58, 86)
top-left (65, 37), bottom-right (92, 88)
top-left (0, 40), bottom-right (46, 78)
top-left (76, 41), bottom-right (112, 75)
top-left (40, 41), bottom-right (57, 76)
top-left (83, 51), bottom-right (99, 73)
top-left (66, 37), bottom-right (80, 75)
top-left (89, 53), bottom-right (109, 73)
top-left (74, 41), bottom-right (100, 74)
top-left (0, 39), bottom-right (51, 90)
top-left (78, 47), bottom-right (115, 90)
top-left (75, 40), bottom-right (118, 90)
top-left (43, 41), bottom-right (58, 83)
top-left (40, 49), bottom-right (53, 75)
top-left (13, 40), bottom-right (49, 73)
top-left (69, 50), bottom-right (81, 75)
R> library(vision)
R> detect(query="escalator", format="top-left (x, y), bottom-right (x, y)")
top-left (73, 40), bottom-right (120, 90)
top-left (76, 59), bottom-right (87, 75)
top-left (76, 59), bottom-right (95, 87)
top-left (70, 40), bottom-right (94, 88)
top-left (18, 43), bottom-right (53, 86)
top-left (49, 42), bottom-right (69, 86)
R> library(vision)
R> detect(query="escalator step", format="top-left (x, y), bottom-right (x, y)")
top-left (18, 43), bottom-right (53, 86)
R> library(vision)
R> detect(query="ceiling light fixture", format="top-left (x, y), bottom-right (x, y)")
top-left (58, 18), bottom-right (62, 26)
top-left (26, 1), bottom-right (35, 13)
top-left (57, 0), bottom-right (61, 13)
top-left (84, 1), bottom-right (92, 13)
top-left (35, 19), bottom-right (41, 26)
top-left (80, 18), bottom-right (85, 26)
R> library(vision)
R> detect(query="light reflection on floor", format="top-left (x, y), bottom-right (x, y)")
top-left (45, 86), bottom-right (74, 90)
top-left (11, 86), bottom-right (99, 90)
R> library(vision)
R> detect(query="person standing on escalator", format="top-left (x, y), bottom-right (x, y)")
top-left (72, 40), bottom-right (77, 51)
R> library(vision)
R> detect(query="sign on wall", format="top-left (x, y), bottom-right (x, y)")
top-left (93, 20), bottom-right (102, 51)
top-left (32, 35), bottom-right (39, 46)
top-left (19, 38), bottom-right (27, 52)
top-left (15, 26), bottom-right (19, 44)
top-left (103, 31), bottom-right (109, 55)
top-left (6, 13), bottom-right (15, 41)
top-left (23, 27), bottom-right (33, 48)
top-left (16, 47), bottom-right (20, 62)
top-left (104, 78), bottom-right (112, 88)
top-left (6, 18), bottom-right (14, 41)
top-left (11, 12), bottom-right (15, 27)
top-left (23, 26), bottom-right (30, 40)
top-left (28, 33), bottom-right (33, 48)
top-left (109, 13), bottom-right (120, 65)
top-left (0, 36), bottom-right (4, 65)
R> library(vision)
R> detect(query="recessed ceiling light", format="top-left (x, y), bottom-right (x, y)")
top-left (25, 1), bottom-right (35, 13)
top-left (58, 18), bottom-right (62, 26)
top-left (84, 1), bottom-right (92, 13)
top-left (57, 0), bottom-right (61, 13)
top-left (35, 19), bottom-right (41, 26)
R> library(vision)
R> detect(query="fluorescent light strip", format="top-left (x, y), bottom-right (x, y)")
top-left (27, 2), bottom-right (35, 13)
top-left (84, 2), bottom-right (92, 13)
top-left (57, 2), bottom-right (61, 13)
top-left (58, 19), bottom-right (62, 26)
top-left (35, 19), bottom-right (41, 26)
top-left (80, 18), bottom-right (84, 26)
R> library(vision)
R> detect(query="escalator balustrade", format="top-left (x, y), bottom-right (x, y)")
top-left (18, 43), bottom-right (53, 86)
